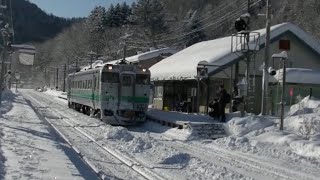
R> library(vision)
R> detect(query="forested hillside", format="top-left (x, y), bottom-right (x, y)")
top-left (31, 0), bottom-right (320, 84)
top-left (11, 0), bottom-right (76, 43)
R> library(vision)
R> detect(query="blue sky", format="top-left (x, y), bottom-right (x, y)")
top-left (29, 0), bottom-right (134, 18)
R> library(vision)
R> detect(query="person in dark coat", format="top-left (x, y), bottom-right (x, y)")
top-left (209, 98), bottom-right (219, 119)
top-left (218, 85), bottom-right (227, 122)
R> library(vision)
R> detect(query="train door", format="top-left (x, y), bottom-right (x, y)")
top-left (119, 73), bottom-right (135, 110)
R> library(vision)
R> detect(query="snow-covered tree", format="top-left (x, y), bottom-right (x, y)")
top-left (87, 6), bottom-right (107, 34)
top-left (120, 2), bottom-right (132, 24)
top-left (86, 6), bottom-right (107, 53)
top-left (182, 10), bottom-right (206, 47)
top-left (130, 0), bottom-right (167, 47)
top-left (106, 3), bottom-right (132, 27)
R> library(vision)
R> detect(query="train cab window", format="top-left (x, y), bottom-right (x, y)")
top-left (102, 72), bottom-right (119, 83)
top-left (136, 74), bottom-right (150, 85)
top-left (122, 75), bottom-right (133, 86)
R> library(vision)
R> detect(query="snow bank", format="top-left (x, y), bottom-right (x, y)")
top-left (215, 95), bottom-right (320, 159)
top-left (0, 90), bottom-right (15, 178)
top-left (252, 131), bottom-right (320, 158)
top-left (104, 127), bottom-right (134, 142)
top-left (287, 96), bottom-right (320, 116)
top-left (44, 89), bottom-right (64, 97)
top-left (0, 127), bottom-right (5, 179)
top-left (0, 89), bottom-right (15, 115)
top-left (43, 89), bottom-right (67, 100)
top-left (226, 115), bottom-right (276, 137)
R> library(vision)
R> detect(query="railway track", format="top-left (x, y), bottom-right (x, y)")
top-left (159, 138), bottom-right (319, 180)
top-left (21, 89), bottom-right (320, 180)
top-left (22, 90), bottom-right (166, 180)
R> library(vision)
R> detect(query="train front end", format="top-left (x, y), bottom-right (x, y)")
top-left (100, 63), bottom-right (151, 125)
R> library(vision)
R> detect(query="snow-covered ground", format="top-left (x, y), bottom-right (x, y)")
top-left (214, 96), bottom-right (320, 159)
top-left (21, 88), bottom-right (320, 180)
top-left (0, 90), bottom-right (314, 179)
top-left (0, 90), bottom-right (97, 179)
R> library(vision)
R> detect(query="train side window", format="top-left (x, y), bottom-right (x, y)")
top-left (102, 72), bottom-right (119, 83)
top-left (89, 80), bottom-right (92, 89)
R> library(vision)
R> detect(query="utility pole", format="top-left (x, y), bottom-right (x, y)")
top-left (56, 68), bottom-right (59, 90)
top-left (280, 59), bottom-right (286, 130)
top-left (123, 42), bottom-right (127, 62)
top-left (261, 0), bottom-right (271, 115)
top-left (0, 1), bottom-right (10, 107)
top-left (120, 32), bottom-right (132, 63)
top-left (63, 64), bottom-right (66, 92)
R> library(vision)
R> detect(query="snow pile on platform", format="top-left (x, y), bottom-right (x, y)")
top-left (215, 96), bottom-right (320, 159)
top-left (147, 109), bottom-right (214, 124)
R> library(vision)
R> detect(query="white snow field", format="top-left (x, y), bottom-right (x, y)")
top-left (12, 89), bottom-right (320, 180)
top-left (0, 90), bottom-right (98, 179)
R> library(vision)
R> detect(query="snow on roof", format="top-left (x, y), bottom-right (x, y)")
top-left (150, 22), bottom-right (320, 81)
top-left (80, 60), bottom-right (104, 71)
top-left (107, 47), bottom-right (177, 65)
top-left (269, 68), bottom-right (320, 85)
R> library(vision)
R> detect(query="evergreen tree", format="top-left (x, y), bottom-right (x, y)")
top-left (130, 0), bottom-right (167, 47)
top-left (183, 10), bottom-right (206, 47)
top-left (86, 6), bottom-right (107, 53)
top-left (120, 2), bottom-right (131, 24)
top-left (114, 3), bottom-right (122, 26)
top-left (87, 6), bottom-right (107, 33)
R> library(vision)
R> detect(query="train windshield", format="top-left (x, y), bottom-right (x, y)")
top-left (136, 74), bottom-right (150, 85)
top-left (102, 72), bottom-right (119, 83)
top-left (121, 75), bottom-right (133, 86)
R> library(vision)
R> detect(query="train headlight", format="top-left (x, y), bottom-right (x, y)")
top-left (142, 69), bottom-right (146, 72)
top-left (108, 66), bottom-right (113, 70)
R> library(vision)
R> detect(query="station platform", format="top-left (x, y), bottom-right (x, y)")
top-left (146, 109), bottom-right (243, 139)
